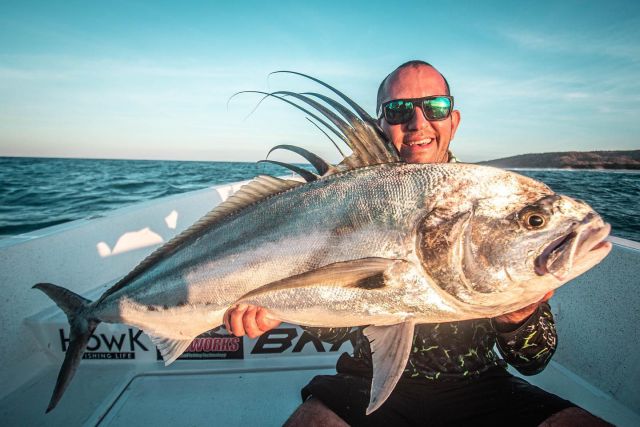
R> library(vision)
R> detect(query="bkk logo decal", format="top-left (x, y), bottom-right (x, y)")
top-left (250, 328), bottom-right (355, 355)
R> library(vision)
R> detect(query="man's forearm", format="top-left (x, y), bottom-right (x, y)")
top-left (493, 302), bottom-right (558, 375)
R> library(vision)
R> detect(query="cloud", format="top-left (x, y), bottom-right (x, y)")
top-left (0, 54), bottom-right (237, 80)
top-left (495, 19), bottom-right (640, 62)
top-left (0, 53), bottom-right (363, 81)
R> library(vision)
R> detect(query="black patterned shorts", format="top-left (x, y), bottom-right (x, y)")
top-left (301, 368), bottom-right (575, 427)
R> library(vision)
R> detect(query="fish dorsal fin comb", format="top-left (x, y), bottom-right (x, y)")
top-left (96, 176), bottom-right (302, 304)
top-left (270, 90), bottom-right (401, 173)
top-left (268, 71), bottom-right (401, 171)
top-left (303, 92), bottom-right (397, 165)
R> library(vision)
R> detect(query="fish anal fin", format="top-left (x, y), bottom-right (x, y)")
top-left (363, 321), bottom-right (416, 415)
top-left (148, 333), bottom-right (194, 366)
top-left (236, 257), bottom-right (407, 304)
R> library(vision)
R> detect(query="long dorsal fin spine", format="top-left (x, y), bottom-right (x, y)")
top-left (305, 117), bottom-right (346, 157)
top-left (271, 91), bottom-right (356, 147)
top-left (269, 72), bottom-right (400, 162)
top-left (287, 90), bottom-right (400, 165)
top-left (236, 84), bottom-right (400, 171)
top-left (235, 90), bottom-right (350, 147)
top-left (270, 70), bottom-right (376, 122)
top-left (267, 144), bottom-right (334, 176)
top-left (265, 90), bottom-right (396, 170)
top-left (271, 91), bottom-right (381, 166)
top-left (303, 92), bottom-right (362, 126)
top-left (303, 92), bottom-right (388, 159)
top-left (257, 160), bottom-right (318, 182)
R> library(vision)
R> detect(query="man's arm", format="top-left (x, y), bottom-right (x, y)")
top-left (492, 291), bottom-right (558, 375)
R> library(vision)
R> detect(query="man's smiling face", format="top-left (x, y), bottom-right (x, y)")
top-left (379, 64), bottom-right (461, 164)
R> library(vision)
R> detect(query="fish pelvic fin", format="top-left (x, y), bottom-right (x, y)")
top-left (148, 334), bottom-right (194, 366)
top-left (32, 283), bottom-right (99, 413)
top-left (364, 321), bottom-right (416, 415)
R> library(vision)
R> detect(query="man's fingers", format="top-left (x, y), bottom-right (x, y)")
top-left (229, 304), bottom-right (248, 336)
top-left (224, 305), bottom-right (280, 338)
top-left (541, 290), bottom-right (554, 302)
top-left (256, 307), bottom-right (282, 330)
top-left (243, 306), bottom-right (262, 338)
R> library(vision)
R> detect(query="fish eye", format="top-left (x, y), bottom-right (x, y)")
top-left (522, 212), bottom-right (547, 229)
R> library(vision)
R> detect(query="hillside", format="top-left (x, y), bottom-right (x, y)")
top-left (477, 150), bottom-right (640, 169)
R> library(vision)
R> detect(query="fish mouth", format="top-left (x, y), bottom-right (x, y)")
top-left (535, 214), bottom-right (612, 282)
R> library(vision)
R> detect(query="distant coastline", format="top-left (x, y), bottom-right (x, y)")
top-left (477, 150), bottom-right (640, 170)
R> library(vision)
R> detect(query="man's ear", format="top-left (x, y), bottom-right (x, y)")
top-left (449, 109), bottom-right (461, 140)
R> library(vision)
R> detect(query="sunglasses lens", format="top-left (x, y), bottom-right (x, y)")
top-left (423, 97), bottom-right (452, 120)
top-left (383, 97), bottom-right (452, 124)
top-left (384, 100), bottom-right (415, 125)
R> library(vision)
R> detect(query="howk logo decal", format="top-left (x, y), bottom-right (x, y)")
top-left (59, 328), bottom-right (148, 360)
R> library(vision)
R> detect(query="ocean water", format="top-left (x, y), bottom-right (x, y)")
top-left (516, 169), bottom-right (639, 242)
top-left (0, 157), bottom-right (290, 237)
top-left (1, 157), bottom-right (639, 242)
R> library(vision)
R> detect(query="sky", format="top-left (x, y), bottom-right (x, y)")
top-left (1, 0), bottom-right (639, 163)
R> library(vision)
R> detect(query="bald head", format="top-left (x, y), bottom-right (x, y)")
top-left (376, 60), bottom-right (450, 115)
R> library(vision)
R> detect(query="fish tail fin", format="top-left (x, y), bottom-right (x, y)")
top-left (33, 283), bottom-right (100, 413)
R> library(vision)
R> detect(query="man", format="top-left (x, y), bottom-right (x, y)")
top-left (226, 61), bottom-right (609, 426)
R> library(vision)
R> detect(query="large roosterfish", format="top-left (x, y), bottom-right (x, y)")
top-left (35, 72), bottom-right (611, 414)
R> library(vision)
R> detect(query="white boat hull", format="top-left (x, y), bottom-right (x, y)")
top-left (1, 180), bottom-right (638, 426)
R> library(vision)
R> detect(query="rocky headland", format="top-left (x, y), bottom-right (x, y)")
top-left (477, 150), bottom-right (640, 170)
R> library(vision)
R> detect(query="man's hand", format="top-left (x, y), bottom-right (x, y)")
top-left (493, 291), bottom-right (554, 331)
top-left (223, 304), bottom-right (282, 338)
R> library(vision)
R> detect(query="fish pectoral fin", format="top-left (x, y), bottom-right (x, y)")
top-left (235, 257), bottom-right (410, 304)
top-left (363, 321), bottom-right (416, 415)
top-left (147, 333), bottom-right (194, 366)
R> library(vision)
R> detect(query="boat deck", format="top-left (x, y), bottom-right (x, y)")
top-left (2, 350), bottom-right (639, 426)
top-left (0, 355), bottom-right (336, 426)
